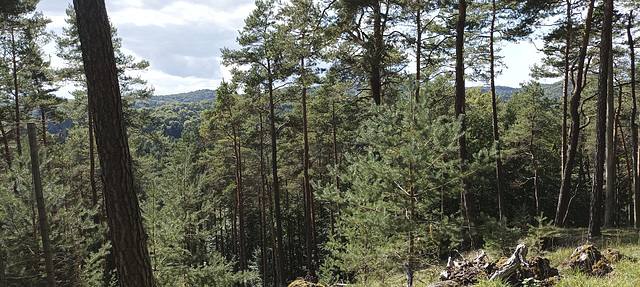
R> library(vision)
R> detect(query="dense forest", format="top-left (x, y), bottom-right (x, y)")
top-left (0, 0), bottom-right (639, 286)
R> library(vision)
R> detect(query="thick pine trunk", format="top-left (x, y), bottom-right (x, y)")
top-left (556, 0), bottom-right (595, 228)
top-left (588, 0), bottom-right (612, 238)
top-left (73, 0), bottom-right (155, 285)
top-left (455, 0), bottom-right (480, 247)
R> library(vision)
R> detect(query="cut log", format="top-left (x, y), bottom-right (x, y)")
top-left (489, 243), bottom-right (528, 282)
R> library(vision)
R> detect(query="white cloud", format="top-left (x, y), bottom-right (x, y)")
top-left (110, 1), bottom-right (254, 29)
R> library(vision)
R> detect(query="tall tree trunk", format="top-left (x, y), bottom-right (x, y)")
top-left (259, 111), bottom-right (269, 286)
top-left (371, 2), bottom-right (383, 105)
top-left (11, 28), bottom-right (22, 157)
top-left (27, 123), bottom-right (56, 287)
top-left (455, 0), bottom-right (480, 247)
top-left (562, 0), bottom-right (572, 176)
top-left (0, 226), bottom-right (5, 287)
top-left (40, 110), bottom-right (47, 147)
top-left (529, 98), bottom-right (540, 216)
top-left (267, 59), bottom-right (285, 286)
top-left (604, 48), bottom-right (615, 227)
top-left (490, 0), bottom-right (505, 220)
top-left (73, 0), bottom-right (155, 285)
top-left (588, 0), bottom-right (612, 238)
top-left (629, 10), bottom-right (640, 228)
top-left (0, 121), bottom-right (11, 167)
top-left (232, 118), bottom-right (247, 271)
top-left (415, 0), bottom-right (422, 103)
top-left (556, 0), bottom-right (595, 228)
top-left (331, 100), bottom-right (339, 238)
top-left (301, 56), bottom-right (317, 278)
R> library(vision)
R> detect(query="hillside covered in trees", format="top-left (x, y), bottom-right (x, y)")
top-left (1, 0), bottom-right (639, 286)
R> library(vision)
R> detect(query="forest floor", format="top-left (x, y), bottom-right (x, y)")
top-left (343, 228), bottom-right (640, 287)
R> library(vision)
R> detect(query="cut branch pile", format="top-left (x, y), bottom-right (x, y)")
top-left (427, 243), bottom-right (559, 287)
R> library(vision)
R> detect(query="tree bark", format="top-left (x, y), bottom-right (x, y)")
top-left (88, 109), bottom-right (98, 207)
top-left (629, 10), bottom-right (640, 228)
top-left (371, 2), bottom-right (383, 105)
top-left (562, 0), bottom-right (572, 177)
top-left (301, 56), bottom-right (317, 278)
top-left (0, 121), bottom-right (11, 167)
top-left (415, 1), bottom-right (422, 103)
top-left (267, 59), bottom-right (285, 286)
top-left (490, 0), bottom-right (506, 220)
top-left (588, 0), bottom-right (612, 238)
top-left (556, 0), bottom-right (595, 228)
top-left (73, 0), bottom-right (155, 285)
top-left (604, 48), bottom-right (615, 227)
top-left (27, 123), bottom-right (56, 287)
top-left (455, 0), bottom-right (479, 247)
top-left (10, 28), bottom-right (22, 157)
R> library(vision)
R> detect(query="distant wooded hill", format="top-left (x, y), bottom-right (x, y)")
top-left (471, 81), bottom-right (564, 102)
top-left (137, 89), bottom-right (216, 108)
top-left (142, 82), bottom-right (564, 139)
top-left (139, 89), bottom-right (216, 139)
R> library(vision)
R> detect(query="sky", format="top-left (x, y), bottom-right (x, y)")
top-left (36, 0), bottom-right (551, 97)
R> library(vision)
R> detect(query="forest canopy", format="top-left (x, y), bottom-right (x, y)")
top-left (1, 0), bottom-right (639, 286)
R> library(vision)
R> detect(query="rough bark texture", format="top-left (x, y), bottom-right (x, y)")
top-left (630, 10), bottom-right (640, 228)
top-left (28, 123), bottom-right (56, 287)
top-left (371, 2), bottom-right (383, 105)
top-left (556, 0), bottom-right (595, 228)
top-left (604, 48), bottom-right (615, 227)
top-left (588, 0), bottom-right (612, 238)
top-left (455, 0), bottom-right (479, 247)
top-left (73, 0), bottom-right (155, 285)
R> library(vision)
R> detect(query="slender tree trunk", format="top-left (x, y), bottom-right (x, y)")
top-left (456, 0), bottom-right (480, 247)
top-left (259, 111), bottom-right (269, 286)
top-left (73, 0), bottom-right (155, 285)
top-left (40, 110), bottom-right (47, 147)
top-left (232, 118), bottom-right (247, 271)
top-left (415, 1), bottom-right (421, 103)
top-left (588, 0), bottom-right (612, 238)
top-left (629, 10), bottom-right (640, 228)
top-left (562, 0), bottom-right (572, 176)
top-left (11, 28), bottom-right (22, 157)
top-left (0, 226), bottom-right (5, 287)
top-left (267, 60), bottom-right (285, 286)
top-left (605, 48), bottom-right (615, 227)
top-left (331, 100), bottom-right (339, 238)
top-left (0, 121), bottom-right (11, 167)
top-left (490, 0), bottom-right (505, 220)
top-left (27, 123), bottom-right (56, 287)
top-left (301, 56), bottom-right (317, 278)
top-left (529, 98), bottom-right (540, 216)
top-left (88, 109), bottom-right (98, 207)
top-left (556, 0), bottom-right (595, 228)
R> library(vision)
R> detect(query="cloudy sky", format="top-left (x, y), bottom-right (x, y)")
top-left (36, 0), bottom-right (549, 97)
